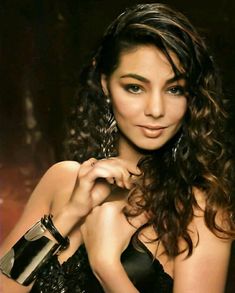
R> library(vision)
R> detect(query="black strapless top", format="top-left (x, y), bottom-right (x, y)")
top-left (30, 240), bottom-right (173, 293)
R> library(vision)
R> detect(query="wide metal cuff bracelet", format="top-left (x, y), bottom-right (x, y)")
top-left (0, 220), bottom-right (60, 286)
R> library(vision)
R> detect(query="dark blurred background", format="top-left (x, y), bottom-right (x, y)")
top-left (0, 0), bottom-right (234, 291)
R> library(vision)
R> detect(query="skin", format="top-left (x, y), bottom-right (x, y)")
top-left (0, 45), bottom-right (231, 293)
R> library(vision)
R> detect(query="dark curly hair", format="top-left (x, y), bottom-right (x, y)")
top-left (65, 3), bottom-right (235, 257)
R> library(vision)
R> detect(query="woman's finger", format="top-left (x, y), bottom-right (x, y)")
top-left (78, 157), bottom-right (97, 178)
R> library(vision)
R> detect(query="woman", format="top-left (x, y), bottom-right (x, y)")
top-left (0, 3), bottom-right (234, 293)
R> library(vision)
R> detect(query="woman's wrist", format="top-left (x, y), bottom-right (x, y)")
top-left (52, 203), bottom-right (87, 237)
top-left (91, 254), bottom-right (120, 274)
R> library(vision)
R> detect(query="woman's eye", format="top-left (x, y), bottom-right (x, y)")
top-left (124, 84), bottom-right (143, 94)
top-left (167, 86), bottom-right (185, 96)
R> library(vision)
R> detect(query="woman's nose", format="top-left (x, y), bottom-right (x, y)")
top-left (144, 92), bottom-right (165, 118)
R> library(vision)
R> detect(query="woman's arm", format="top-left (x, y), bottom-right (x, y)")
top-left (0, 161), bottom-right (83, 293)
top-left (81, 202), bottom-right (147, 293)
top-left (173, 207), bottom-right (232, 293)
top-left (0, 161), bottom-right (81, 255)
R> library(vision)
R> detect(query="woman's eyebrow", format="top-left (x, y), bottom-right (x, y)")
top-left (120, 73), bottom-right (186, 84)
top-left (120, 73), bottom-right (150, 83)
top-left (166, 73), bottom-right (186, 85)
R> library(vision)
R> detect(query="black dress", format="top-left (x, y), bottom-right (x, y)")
top-left (30, 240), bottom-right (173, 293)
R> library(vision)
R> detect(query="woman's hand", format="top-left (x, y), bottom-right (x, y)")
top-left (67, 157), bottom-right (141, 217)
top-left (81, 198), bottom-right (147, 275)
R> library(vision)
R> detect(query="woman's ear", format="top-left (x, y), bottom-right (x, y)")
top-left (101, 74), bottom-right (109, 96)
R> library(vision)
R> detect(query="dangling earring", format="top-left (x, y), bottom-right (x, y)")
top-left (172, 133), bottom-right (183, 162)
top-left (100, 97), bottom-right (118, 158)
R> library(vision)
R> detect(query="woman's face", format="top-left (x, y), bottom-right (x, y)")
top-left (101, 45), bottom-right (187, 154)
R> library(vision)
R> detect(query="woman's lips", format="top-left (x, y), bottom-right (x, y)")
top-left (138, 125), bottom-right (166, 138)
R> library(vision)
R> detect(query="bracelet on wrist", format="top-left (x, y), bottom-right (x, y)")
top-left (41, 214), bottom-right (70, 251)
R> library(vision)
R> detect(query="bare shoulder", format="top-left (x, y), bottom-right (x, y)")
top-left (45, 160), bottom-right (80, 187)
top-left (26, 160), bottom-right (80, 206)
top-left (42, 160), bottom-right (80, 183)
top-left (173, 187), bottom-right (232, 293)
top-left (46, 161), bottom-right (81, 210)
top-left (49, 160), bottom-right (80, 172)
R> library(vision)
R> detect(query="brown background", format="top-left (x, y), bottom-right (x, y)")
top-left (0, 0), bottom-right (234, 291)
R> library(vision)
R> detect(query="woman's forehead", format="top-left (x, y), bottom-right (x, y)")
top-left (114, 44), bottom-right (185, 78)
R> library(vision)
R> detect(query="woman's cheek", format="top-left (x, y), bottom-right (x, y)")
top-left (168, 100), bottom-right (187, 122)
top-left (113, 98), bottom-right (142, 117)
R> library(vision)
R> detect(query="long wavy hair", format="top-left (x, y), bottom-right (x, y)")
top-left (65, 3), bottom-right (235, 257)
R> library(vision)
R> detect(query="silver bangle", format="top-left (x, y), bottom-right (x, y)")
top-left (0, 219), bottom-right (60, 285)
